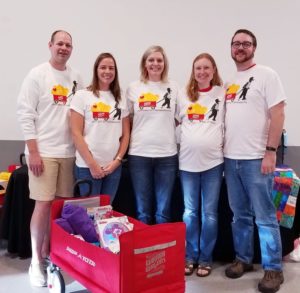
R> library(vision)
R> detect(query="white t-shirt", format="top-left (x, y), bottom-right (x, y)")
top-left (224, 64), bottom-right (286, 159)
top-left (70, 89), bottom-right (129, 167)
top-left (17, 62), bottom-right (84, 158)
top-left (177, 86), bottom-right (225, 172)
top-left (126, 80), bottom-right (178, 157)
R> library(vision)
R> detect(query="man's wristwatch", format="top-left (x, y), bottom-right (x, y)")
top-left (266, 146), bottom-right (277, 152)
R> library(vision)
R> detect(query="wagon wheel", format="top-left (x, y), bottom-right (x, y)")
top-left (47, 264), bottom-right (65, 293)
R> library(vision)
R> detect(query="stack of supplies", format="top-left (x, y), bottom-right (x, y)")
top-left (55, 202), bottom-right (133, 253)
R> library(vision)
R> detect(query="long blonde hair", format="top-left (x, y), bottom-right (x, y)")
top-left (140, 45), bottom-right (169, 83)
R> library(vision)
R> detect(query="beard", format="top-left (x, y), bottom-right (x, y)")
top-left (231, 50), bottom-right (254, 64)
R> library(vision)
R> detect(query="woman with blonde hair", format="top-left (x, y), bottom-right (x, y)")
top-left (177, 53), bottom-right (225, 277)
top-left (126, 45), bottom-right (179, 224)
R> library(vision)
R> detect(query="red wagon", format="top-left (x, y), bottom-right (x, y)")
top-left (188, 113), bottom-right (204, 121)
top-left (92, 111), bottom-right (110, 121)
top-left (139, 101), bottom-right (157, 110)
top-left (53, 95), bottom-right (67, 105)
top-left (48, 196), bottom-right (185, 293)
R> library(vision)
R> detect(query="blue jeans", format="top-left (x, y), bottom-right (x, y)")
top-left (128, 154), bottom-right (178, 224)
top-left (74, 165), bottom-right (122, 204)
top-left (180, 163), bottom-right (223, 265)
top-left (224, 158), bottom-right (282, 271)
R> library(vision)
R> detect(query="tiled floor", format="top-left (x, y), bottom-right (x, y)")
top-left (0, 245), bottom-right (299, 293)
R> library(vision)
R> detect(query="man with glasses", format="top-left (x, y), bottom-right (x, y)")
top-left (224, 29), bottom-right (286, 293)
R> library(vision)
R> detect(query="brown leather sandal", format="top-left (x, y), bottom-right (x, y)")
top-left (196, 265), bottom-right (212, 277)
top-left (185, 262), bottom-right (194, 276)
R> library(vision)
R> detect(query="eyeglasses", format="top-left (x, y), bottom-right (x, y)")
top-left (231, 41), bottom-right (253, 49)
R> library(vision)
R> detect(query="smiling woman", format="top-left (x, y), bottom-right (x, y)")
top-left (97, 58), bottom-right (116, 91)
top-left (70, 52), bottom-right (130, 202)
top-left (126, 45), bottom-right (179, 225)
top-left (144, 51), bottom-right (165, 82)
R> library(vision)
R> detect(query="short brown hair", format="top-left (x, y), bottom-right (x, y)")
top-left (50, 30), bottom-right (72, 43)
top-left (186, 53), bottom-right (222, 102)
top-left (231, 29), bottom-right (257, 48)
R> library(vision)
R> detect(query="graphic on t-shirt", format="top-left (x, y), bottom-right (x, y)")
top-left (91, 102), bottom-right (111, 121)
top-left (225, 84), bottom-right (240, 102)
top-left (225, 77), bottom-right (254, 102)
top-left (51, 81), bottom-right (78, 105)
top-left (186, 103), bottom-right (208, 121)
top-left (110, 103), bottom-right (122, 120)
top-left (138, 92), bottom-right (159, 110)
top-left (161, 88), bottom-right (171, 108)
top-left (52, 84), bottom-right (69, 105)
top-left (238, 77), bottom-right (254, 101)
top-left (207, 99), bottom-right (220, 121)
top-left (138, 89), bottom-right (172, 110)
top-left (69, 80), bottom-right (78, 98)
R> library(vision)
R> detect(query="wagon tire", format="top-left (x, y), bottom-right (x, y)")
top-left (47, 265), bottom-right (65, 293)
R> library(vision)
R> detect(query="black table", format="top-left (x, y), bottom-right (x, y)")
top-left (1, 162), bottom-right (299, 261)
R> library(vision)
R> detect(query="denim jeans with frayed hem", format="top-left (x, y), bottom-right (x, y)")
top-left (224, 158), bottom-right (282, 271)
top-left (180, 163), bottom-right (223, 265)
top-left (128, 154), bottom-right (178, 224)
top-left (74, 165), bottom-right (122, 204)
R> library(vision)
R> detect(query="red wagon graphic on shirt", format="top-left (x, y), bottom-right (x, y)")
top-left (138, 93), bottom-right (159, 110)
top-left (91, 102), bottom-right (111, 121)
top-left (186, 103), bottom-right (207, 121)
top-left (52, 85), bottom-right (69, 105)
top-left (225, 84), bottom-right (240, 102)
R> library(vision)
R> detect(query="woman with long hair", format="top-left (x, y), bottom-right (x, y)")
top-left (177, 53), bottom-right (225, 277)
top-left (126, 45), bottom-right (179, 224)
top-left (70, 53), bottom-right (130, 202)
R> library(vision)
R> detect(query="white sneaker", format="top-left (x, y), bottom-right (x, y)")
top-left (28, 263), bottom-right (47, 287)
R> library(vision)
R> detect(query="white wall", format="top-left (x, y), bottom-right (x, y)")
top-left (1, 0), bottom-right (299, 145)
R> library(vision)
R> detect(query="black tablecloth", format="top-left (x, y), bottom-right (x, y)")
top-left (0, 165), bottom-right (34, 258)
top-left (1, 163), bottom-right (299, 260)
top-left (114, 164), bottom-right (300, 263)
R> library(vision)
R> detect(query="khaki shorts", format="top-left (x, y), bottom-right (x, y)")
top-left (27, 157), bottom-right (75, 201)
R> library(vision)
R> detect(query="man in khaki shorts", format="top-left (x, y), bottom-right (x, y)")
top-left (17, 30), bottom-right (83, 287)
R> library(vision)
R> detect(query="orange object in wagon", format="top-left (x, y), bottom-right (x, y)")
top-left (225, 84), bottom-right (240, 102)
top-left (138, 93), bottom-right (159, 110)
top-left (52, 85), bottom-right (69, 105)
top-left (186, 103), bottom-right (207, 121)
top-left (91, 102), bottom-right (111, 121)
